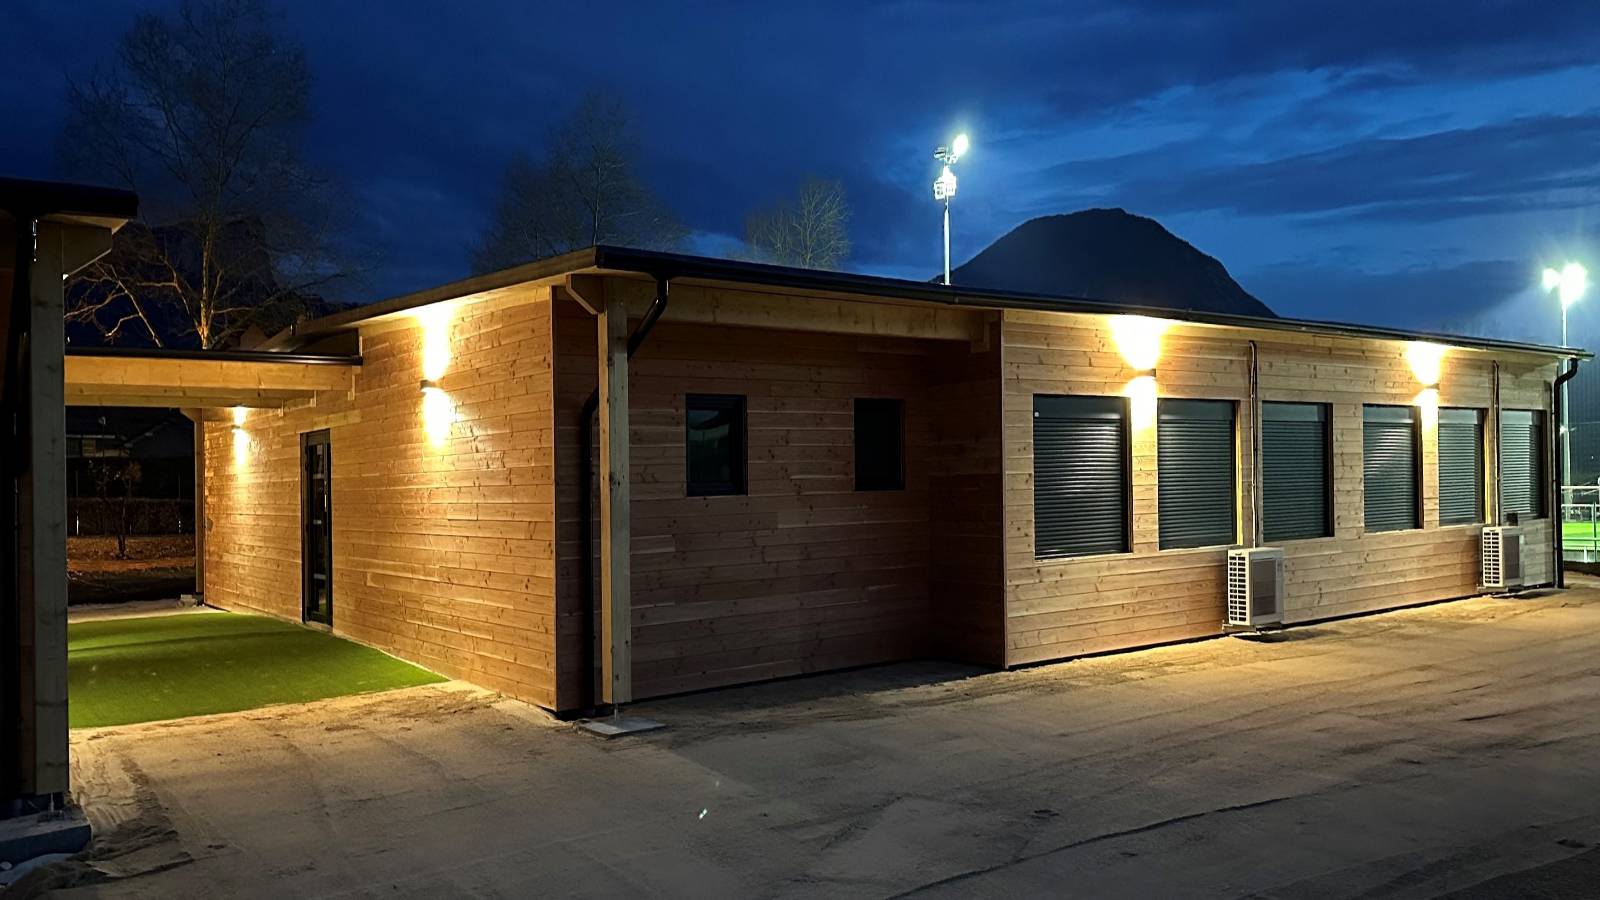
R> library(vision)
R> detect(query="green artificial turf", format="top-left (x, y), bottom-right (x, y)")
top-left (69, 612), bottom-right (444, 728)
top-left (1563, 520), bottom-right (1600, 549)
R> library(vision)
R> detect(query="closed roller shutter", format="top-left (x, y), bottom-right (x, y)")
top-left (1034, 395), bottom-right (1129, 559)
top-left (1363, 404), bottom-right (1420, 532)
top-left (1157, 399), bottom-right (1236, 549)
top-left (1438, 408), bottom-right (1484, 526)
top-left (1500, 409), bottom-right (1545, 518)
top-left (1262, 402), bottom-right (1331, 542)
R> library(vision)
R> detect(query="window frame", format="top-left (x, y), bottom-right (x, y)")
top-left (684, 393), bottom-right (747, 497)
top-left (1032, 394), bottom-right (1132, 561)
top-left (1360, 403), bottom-right (1423, 534)
top-left (1261, 401), bottom-right (1335, 543)
top-left (1437, 407), bottom-right (1486, 527)
top-left (853, 397), bottom-right (906, 492)
top-left (1155, 398), bottom-right (1239, 551)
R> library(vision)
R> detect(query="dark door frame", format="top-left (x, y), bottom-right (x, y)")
top-left (300, 429), bottom-right (332, 628)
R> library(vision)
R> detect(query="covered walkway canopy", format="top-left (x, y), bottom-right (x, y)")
top-left (65, 346), bottom-right (360, 409)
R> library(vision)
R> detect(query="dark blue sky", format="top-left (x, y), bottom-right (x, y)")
top-left (6, 1), bottom-right (1599, 344)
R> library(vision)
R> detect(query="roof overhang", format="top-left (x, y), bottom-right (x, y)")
top-left (265, 244), bottom-right (1593, 362)
top-left (65, 346), bottom-right (359, 409)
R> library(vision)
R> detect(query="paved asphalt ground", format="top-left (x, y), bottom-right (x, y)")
top-left (23, 581), bottom-right (1600, 898)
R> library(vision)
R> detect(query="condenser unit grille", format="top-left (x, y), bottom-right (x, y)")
top-left (1227, 547), bottom-right (1284, 627)
top-left (1481, 526), bottom-right (1524, 590)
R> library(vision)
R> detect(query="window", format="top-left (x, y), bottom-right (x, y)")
top-left (1438, 408), bottom-right (1484, 526)
top-left (1157, 399), bottom-right (1236, 549)
top-left (1500, 409), bottom-right (1546, 519)
top-left (1362, 404), bottom-right (1421, 532)
top-left (686, 394), bottom-right (746, 496)
top-left (1262, 402), bottom-right (1332, 541)
top-left (854, 398), bottom-right (904, 491)
top-left (1033, 395), bottom-right (1129, 559)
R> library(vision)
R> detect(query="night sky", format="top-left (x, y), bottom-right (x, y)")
top-left (6, 1), bottom-right (1599, 345)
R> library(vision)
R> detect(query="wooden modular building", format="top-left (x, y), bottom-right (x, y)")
top-left (140, 247), bottom-right (1583, 714)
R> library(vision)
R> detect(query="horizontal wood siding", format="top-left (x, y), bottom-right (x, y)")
top-left (1003, 308), bottom-right (1558, 667)
top-left (1003, 311), bottom-right (1253, 665)
top-left (554, 296), bottom-right (957, 702)
top-left (203, 293), bottom-right (560, 707)
top-left (927, 324), bottom-right (1005, 664)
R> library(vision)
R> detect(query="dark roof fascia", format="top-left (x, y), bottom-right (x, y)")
top-left (591, 246), bottom-right (1592, 360)
top-left (66, 345), bottom-right (361, 366)
top-left (271, 243), bottom-right (1590, 361)
top-left (262, 247), bottom-right (601, 349)
top-left (0, 176), bottom-right (138, 222)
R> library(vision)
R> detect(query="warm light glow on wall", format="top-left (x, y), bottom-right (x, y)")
top-left (419, 305), bottom-right (453, 382)
top-left (417, 304), bottom-right (456, 446)
top-left (422, 385), bottom-right (456, 446)
top-left (1416, 387), bottom-right (1439, 428)
top-left (1126, 374), bottom-right (1158, 431)
top-left (1406, 341), bottom-right (1446, 386)
top-left (1110, 315), bottom-right (1168, 371)
top-left (230, 406), bottom-right (251, 464)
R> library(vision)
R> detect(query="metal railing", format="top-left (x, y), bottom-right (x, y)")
top-left (1561, 485), bottom-right (1600, 562)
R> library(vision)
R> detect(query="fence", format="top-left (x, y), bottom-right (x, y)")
top-left (1561, 485), bottom-right (1600, 562)
top-left (69, 498), bottom-right (193, 537)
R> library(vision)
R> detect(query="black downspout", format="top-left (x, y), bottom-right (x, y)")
top-left (1555, 357), bottom-right (1581, 588)
top-left (577, 276), bottom-right (670, 713)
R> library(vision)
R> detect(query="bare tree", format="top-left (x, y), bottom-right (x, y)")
top-left (59, 0), bottom-right (351, 348)
top-left (472, 93), bottom-right (687, 272)
top-left (744, 177), bottom-right (851, 270)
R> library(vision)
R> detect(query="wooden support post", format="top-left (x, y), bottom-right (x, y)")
top-left (184, 408), bottom-right (206, 596)
top-left (19, 224), bottom-right (69, 796)
top-left (597, 294), bottom-right (631, 705)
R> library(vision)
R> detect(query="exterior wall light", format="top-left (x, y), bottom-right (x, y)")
top-left (1110, 315), bottom-right (1167, 372)
top-left (1406, 341), bottom-right (1445, 387)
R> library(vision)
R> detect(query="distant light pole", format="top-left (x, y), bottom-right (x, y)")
top-left (1545, 261), bottom-right (1589, 488)
top-left (933, 133), bottom-right (969, 285)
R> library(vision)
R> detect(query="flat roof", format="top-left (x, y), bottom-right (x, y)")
top-left (0, 175), bottom-right (138, 228)
top-left (273, 245), bottom-right (1591, 360)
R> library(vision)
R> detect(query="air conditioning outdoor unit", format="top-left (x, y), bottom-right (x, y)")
top-left (1227, 547), bottom-right (1285, 628)
top-left (1481, 526), bottom-right (1524, 591)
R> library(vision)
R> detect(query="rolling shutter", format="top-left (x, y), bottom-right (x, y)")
top-left (1500, 409), bottom-right (1545, 518)
top-left (1033, 395), bottom-right (1129, 559)
top-left (1157, 399), bottom-right (1236, 549)
top-left (1362, 405), bottom-right (1420, 532)
top-left (1262, 402), bottom-right (1331, 542)
top-left (1438, 408), bottom-right (1483, 526)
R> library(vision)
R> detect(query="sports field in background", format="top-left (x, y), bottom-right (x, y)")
top-left (68, 612), bottom-right (444, 728)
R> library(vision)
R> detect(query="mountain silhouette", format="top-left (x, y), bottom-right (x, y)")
top-left (950, 208), bottom-right (1276, 318)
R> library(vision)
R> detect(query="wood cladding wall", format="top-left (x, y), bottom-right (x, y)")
top-left (552, 295), bottom-right (1004, 706)
top-left (1002, 308), bottom-right (1558, 667)
top-left (202, 292), bottom-right (560, 707)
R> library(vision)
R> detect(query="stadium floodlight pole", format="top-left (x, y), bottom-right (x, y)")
top-left (933, 133), bottom-right (969, 285)
top-left (1544, 261), bottom-right (1589, 489)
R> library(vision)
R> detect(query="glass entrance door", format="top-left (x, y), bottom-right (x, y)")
top-left (301, 430), bottom-right (333, 626)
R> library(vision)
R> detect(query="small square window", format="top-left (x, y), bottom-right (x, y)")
top-left (854, 398), bottom-right (905, 491)
top-left (686, 394), bottom-right (746, 496)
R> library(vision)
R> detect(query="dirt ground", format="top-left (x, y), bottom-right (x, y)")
top-left (25, 582), bottom-right (1600, 898)
top-left (67, 536), bottom-right (193, 606)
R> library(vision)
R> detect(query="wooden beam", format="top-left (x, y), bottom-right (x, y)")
top-left (609, 280), bottom-right (981, 341)
top-left (561, 274), bottom-right (605, 316)
top-left (597, 294), bottom-right (632, 705)
top-left (64, 355), bottom-right (355, 408)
